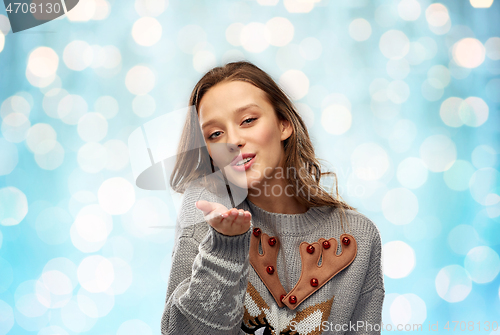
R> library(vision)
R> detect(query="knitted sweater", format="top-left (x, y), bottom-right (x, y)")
top-left (161, 185), bottom-right (385, 335)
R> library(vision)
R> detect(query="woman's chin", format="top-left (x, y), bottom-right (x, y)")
top-left (227, 175), bottom-right (249, 190)
top-left (224, 171), bottom-right (252, 191)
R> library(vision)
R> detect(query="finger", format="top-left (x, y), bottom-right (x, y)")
top-left (232, 209), bottom-right (246, 226)
top-left (244, 211), bottom-right (251, 221)
top-left (206, 211), bottom-right (223, 222)
top-left (221, 209), bottom-right (239, 225)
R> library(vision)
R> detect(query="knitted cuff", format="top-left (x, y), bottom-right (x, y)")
top-left (199, 221), bottom-right (253, 263)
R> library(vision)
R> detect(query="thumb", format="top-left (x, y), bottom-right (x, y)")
top-left (195, 200), bottom-right (213, 215)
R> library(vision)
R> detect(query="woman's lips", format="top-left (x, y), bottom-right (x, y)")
top-left (231, 155), bottom-right (255, 172)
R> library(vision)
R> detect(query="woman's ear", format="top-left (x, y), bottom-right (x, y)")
top-left (280, 119), bottom-right (293, 141)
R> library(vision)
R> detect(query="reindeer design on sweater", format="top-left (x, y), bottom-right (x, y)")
top-left (241, 282), bottom-right (334, 335)
top-left (241, 228), bottom-right (357, 335)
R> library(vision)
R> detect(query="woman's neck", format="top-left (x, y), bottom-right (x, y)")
top-left (246, 177), bottom-right (309, 214)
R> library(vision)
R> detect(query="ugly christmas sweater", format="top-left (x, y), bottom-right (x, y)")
top-left (161, 185), bottom-right (385, 335)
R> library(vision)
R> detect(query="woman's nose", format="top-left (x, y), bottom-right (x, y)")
top-left (226, 131), bottom-right (244, 152)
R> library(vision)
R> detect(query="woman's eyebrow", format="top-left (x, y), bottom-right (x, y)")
top-left (201, 103), bottom-right (259, 130)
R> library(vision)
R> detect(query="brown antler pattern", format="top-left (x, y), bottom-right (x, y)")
top-left (282, 234), bottom-right (357, 310)
top-left (249, 230), bottom-right (287, 308)
top-left (249, 230), bottom-right (357, 310)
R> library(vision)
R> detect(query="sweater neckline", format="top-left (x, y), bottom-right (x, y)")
top-left (243, 198), bottom-right (333, 236)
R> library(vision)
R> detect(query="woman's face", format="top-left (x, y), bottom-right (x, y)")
top-left (198, 80), bottom-right (292, 193)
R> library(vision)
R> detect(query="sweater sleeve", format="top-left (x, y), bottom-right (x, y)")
top-left (160, 190), bottom-right (252, 335)
top-left (346, 226), bottom-right (385, 335)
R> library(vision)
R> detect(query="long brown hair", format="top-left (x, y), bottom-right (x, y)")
top-left (169, 61), bottom-right (357, 229)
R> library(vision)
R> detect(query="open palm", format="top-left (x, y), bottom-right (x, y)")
top-left (195, 200), bottom-right (252, 236)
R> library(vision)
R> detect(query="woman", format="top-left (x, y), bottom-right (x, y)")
top-left (161, 61), bottom-right (385, 335)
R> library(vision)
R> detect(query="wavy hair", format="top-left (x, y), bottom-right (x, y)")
top-left (169, 61), bottom-right (357, 231)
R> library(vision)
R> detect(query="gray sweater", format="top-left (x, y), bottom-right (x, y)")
top-left (161, 185), bottom-right (385, 335)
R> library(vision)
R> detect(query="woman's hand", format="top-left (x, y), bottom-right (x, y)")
top-left (195, 200), bottom-right (252, 236)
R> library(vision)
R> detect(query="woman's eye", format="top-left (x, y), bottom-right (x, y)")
top-left (208, 131), bottom-right (221, 139)
top-left (208, 119), bottom-right (255, 139)
top-left (242, 118), bottom-right (256, 124)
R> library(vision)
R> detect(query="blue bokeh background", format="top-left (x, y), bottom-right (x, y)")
top-left (0, 0), bottom-right (499, 333)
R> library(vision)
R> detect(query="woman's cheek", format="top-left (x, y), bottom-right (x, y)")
top-left (252, 124), bottom-right (280, 149)
top-left (255, 123), bottom-right (278, 144)
top-left (209, 144), bottom-right (228, 167)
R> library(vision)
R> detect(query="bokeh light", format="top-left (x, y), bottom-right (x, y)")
top-left (0, 187), bottom-right (28, 226)
top-left (34, 140), bottom-right (65, 170)
top-left (279, 69), bottom-right (309, 100)
top-left (193, 50), bottom-right (217, 73)
top-left (0, 30), bottom-right (4, 54)
top-left (26, 123), bottom-right (57, 154)
top-left (389, 293), bottom-right (427, 327)
top-left (125, 65), bottom-right (155, 95)
top-left (1, 95), bottom-right (31, 118)
top-left (98, 177), bottom-right (136, 215)
top-left (63, 40), bottom-right (93, 71)
top-left (398, 0), bottom-right (421, 21)
top-left (36, 269), bottom-right (73, 308)
top-left (94, 95), bottom-right (119, 119)
top-left (78, 255), bottom-right (115, 293)
top-left (103, 140), bottom-right (130, 171)
top-left (240, 22), bottom-right (270, 53)
top-left (266, 17), bottom-right (294, 47)
top-left (469, 167), bottom-right (499, 206)
top-left (382, 188), bottom-right (419, 225)
top-left (426, 3), bottom-right (451, 34)
top-left (351, 143), bottom-right (389, 180)
top-left (0, 138), bottom-right (18, 175)
top-left (379, 30), bottom-right (410, 60)
top-left (122, 196), bottom-right (173, 243)
top-left (419, 134), bottom-right (457, 172)
top-left (435, 265), bottom-right (472, 303)
top-left (299, 37), bottom-right (322, 60)
top-left (349, 18), bottom-right (372, 42)
top-left (383, 241), bottom-right (416, 278)
top-left (485, 37), bottom-right (500, 60)
top-left (1, 112), bottom-right (30, 143)
top-left (386, 59), bottom-right (410, 80)
top-left (459, 97), bottom-right (489, 127)
top-left (117, 319), bottom-right (153, 335)
top-left (77, 112), bottom-right (108, 142)
top-left (132, 17), bottom-right (162, 47)
top-left (107, 257), bottom-right (133, 294)
top-left (397, 157), bottom-right (428, 189)
top-left (38, 326), bottom-right (69, 335)
top-left (58, 94), bottom-right (88, 125)
top-left (60, 297), bottom-right (97, 332)
top-left (135, 0), bottom-right (168, 17)
top-left (321, 105), bottom-right (351, 135)
top-left (177, 24), bottom-right (206, 54)
top-left (448, 225), bottom-right (480, 255)
top-left (283, 0), bottom-right (316, 13)
top-left (77, 142), bottom-right (108, 173)
top-left (464, 246), bottom-right (500, 283)
top-left (421, 79), bottom-right (444, 101)
top-left (0, 300), bottom-right (14, 335)
top-left (443, 160), bottom-right (476, 191)
top-left (470, 0), bottom-right (494, 8)
top-left (77, 286), bottom-right (115, 317)
top-left (452, 38), bottom-right (486, 68)
top-left (428, 65), bottom-right (451, 89)
top-left (27, 47), bottom-right (59, 79)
